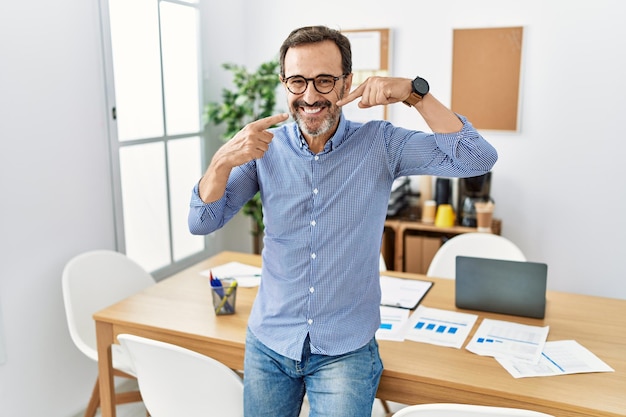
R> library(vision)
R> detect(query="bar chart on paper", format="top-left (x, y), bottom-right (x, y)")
top-left (415, 320), bottom-right (459, 334)
top-left (405, 306), bottom-right (478, 348)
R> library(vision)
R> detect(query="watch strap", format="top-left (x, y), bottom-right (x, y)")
top-left (403, 92), bottom-right (423, 107)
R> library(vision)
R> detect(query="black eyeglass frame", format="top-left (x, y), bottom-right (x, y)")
top-left (282, 74), bottom-right (348, 95)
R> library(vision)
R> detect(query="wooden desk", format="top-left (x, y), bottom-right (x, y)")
top-left (95, 251), bottom-right (626, 417)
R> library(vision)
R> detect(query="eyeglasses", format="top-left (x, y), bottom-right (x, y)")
top-left (283, 74), bottom-right (347, 95)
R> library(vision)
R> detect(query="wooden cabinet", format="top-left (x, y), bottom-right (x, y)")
top-left (404, 234), bottom-right (441, 273)
top-left (382, 218), bottom-right (501, 274)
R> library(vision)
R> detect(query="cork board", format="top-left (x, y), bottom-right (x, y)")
top-left (451, 27), bottom-right (523, 131)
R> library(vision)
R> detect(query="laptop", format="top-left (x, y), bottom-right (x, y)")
top-left (455, 256), bottom-right (548, 319)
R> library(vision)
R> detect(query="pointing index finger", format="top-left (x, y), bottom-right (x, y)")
top-left (336, 83), bottom-right (366, 107)
top-left (249, 113), bottom-right (290, 131)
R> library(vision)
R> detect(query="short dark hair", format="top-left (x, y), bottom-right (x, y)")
top-left (279, 26), bottom-right (352, 77)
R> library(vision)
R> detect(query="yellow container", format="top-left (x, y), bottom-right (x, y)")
top-left (434, 204), bottom-right (455, 227)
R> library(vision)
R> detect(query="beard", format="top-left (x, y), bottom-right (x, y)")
top-left (290, 89), bottom-right (344, 139)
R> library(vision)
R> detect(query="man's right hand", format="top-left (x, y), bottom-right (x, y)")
top-left (198, 113), bottom-right (289, 203)
top-left (216, 113), bottom-right (289, 168)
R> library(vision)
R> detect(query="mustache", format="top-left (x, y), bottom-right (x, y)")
top-left (294, 99), bottom-right (332, 108)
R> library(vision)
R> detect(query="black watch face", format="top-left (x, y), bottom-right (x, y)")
top-left (413, 77), bottom-right (430, 96)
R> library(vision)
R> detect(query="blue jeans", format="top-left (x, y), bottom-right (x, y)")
top-left (243, 329), bottom-right (383, 417)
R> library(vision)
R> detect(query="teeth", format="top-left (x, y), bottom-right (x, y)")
top-left (303, 107), bottom-right (322, 114)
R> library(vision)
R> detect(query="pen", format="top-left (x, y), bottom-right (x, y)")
top-left (210, 271), bottom-right (225, 297)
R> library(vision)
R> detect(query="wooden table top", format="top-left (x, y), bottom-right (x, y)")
top-left (95, 251), bottom-right (626, 417)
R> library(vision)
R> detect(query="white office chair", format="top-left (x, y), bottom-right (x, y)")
top-left (392, 403), bottom-right (554, 417)
top-left (62, 250), bottom-right (155, 416)
top-left (118, 334), bottom-right (244, 417)
top-left (426, 233), bottom-right (526, 279)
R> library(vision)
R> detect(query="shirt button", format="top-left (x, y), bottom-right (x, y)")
top-left (308, 319), bottom-right (313, 325)
top-left (314, 155), bottom-right (319, 161)
top-left (313, 188), bottom-right (318, 194)
top-left (310, 220), bottom-right (316, 226)
top-left (311, 253), bottom-right (316, 259)
top-left (309, 287), bottom-right (315, 293)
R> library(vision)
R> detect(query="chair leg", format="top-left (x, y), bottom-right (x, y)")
top-left (84, 378), bottom-right (100, 417)
top-left (115, 390), bottom-right (143, 404)
top-left (84, 373), bottom-right (143, 416)
top-left (379, 398), bottom-right (393, 417)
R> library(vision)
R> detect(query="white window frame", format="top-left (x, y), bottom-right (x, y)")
top-left (98, 0), bottom-right (210, 279)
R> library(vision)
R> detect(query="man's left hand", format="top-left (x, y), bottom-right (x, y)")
top-left (336, 76), bottom-right (412, 108)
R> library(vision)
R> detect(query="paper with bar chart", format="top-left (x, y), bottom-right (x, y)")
top-left (377, 306), bottom-right (411, 341)
top-left (466, 318), bottom-right (549, 363)
top-left (404, 305), bottom-right (478, 348)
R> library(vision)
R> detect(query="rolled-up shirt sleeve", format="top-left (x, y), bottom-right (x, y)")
top-left (434, 115), bottom-right (497, 173)
top-left (188, 162), bottom-right (259, 235)
top-left (394, 115), bottom-right (498, 178)
top-left (188, 182), bottom-right (228, 235)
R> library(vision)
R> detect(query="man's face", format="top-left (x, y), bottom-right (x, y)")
top-left (282, 40), bottom-right (352, 141)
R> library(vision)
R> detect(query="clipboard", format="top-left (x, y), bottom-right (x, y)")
top-left (380, 275), bottom-right (433, 309)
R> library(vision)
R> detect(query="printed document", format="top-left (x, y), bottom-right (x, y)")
top-left (496, 340), bottom-right (615, 378)
top-left (376, 306), bottom-right (410, 341)
top-left (466, 318), bottom-right (549, 363)
top-left (380, 275), bottom-right (432, 309)
top-left (404, 305), bottom-right (478, 348)
top-left (200, 262), bottom-right (262, 287)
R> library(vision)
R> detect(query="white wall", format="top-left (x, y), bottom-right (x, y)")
top-left (0, 0), bottom-right (624, 416)
top-left (237, 0), bottom-right (626, 299)
top-left (0, 1), bottom-right (117, 416)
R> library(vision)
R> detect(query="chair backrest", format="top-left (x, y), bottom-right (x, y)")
top-left (62, 250), bottom-right (155, 361)
top-left (380, 253), bottom-right (388, 271)
top-left (392, 403), bottom-right (554, 417)
top-left (426, 233), bottom-right (526, 279)
top-left (118, 334), bottom-right (244, 417)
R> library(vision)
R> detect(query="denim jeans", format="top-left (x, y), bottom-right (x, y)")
top-left (243, 329), bottom-right (383, 417)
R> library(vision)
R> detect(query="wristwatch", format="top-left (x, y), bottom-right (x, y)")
top-left (403, 76), bottom-right (430, 106)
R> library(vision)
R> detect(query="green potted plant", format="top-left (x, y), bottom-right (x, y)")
top-left (204, 59), bottom-right (282, 254)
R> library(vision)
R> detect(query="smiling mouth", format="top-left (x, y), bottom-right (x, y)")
top-left (296, 100), bottom-right (331, 116)
top-left (301, 106), bottom-right (323, 114)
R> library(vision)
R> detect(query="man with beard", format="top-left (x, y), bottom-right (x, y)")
top-left (189, 26), bottom-right (497, 417)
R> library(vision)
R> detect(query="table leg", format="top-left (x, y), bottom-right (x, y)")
top-left (95, 320), bottom-right (116, 417)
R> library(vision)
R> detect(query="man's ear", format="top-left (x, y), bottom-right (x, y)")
top-left (344, 73), bottom-right (353, 92)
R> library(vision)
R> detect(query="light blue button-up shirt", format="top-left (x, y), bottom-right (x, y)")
top-left (189, 114), bottom-right (497, 360)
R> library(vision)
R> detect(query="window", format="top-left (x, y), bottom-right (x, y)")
top-left (100, 0), bottom-right (208, 278)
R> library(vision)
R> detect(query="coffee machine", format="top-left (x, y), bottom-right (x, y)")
top-left (434, 177), bottom-right (452, 206)
top-left (457, 172), bottom-right (492, 227)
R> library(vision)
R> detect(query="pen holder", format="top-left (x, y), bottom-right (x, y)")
top-left (211, 279), bottom-right (237, 315)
